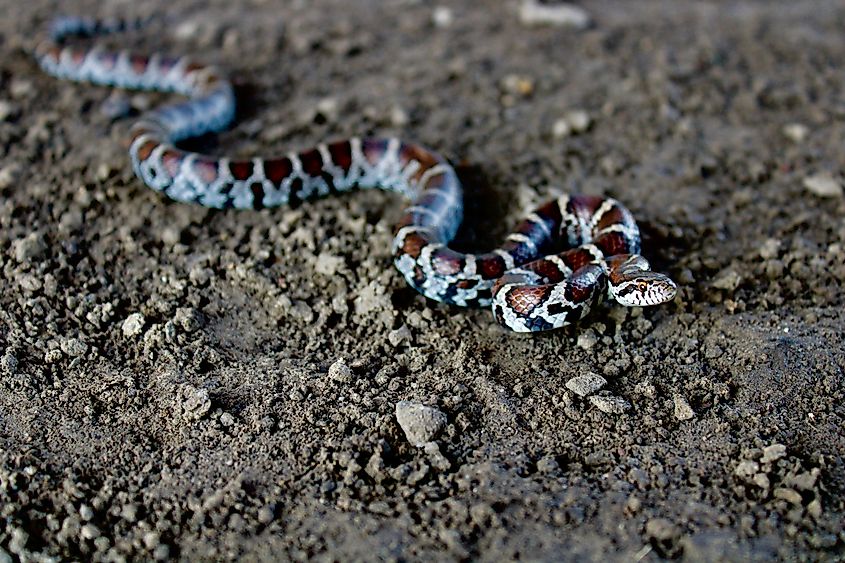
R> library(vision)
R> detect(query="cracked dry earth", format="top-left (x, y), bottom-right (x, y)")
top-left (1, 0), bottom-right (844, 561)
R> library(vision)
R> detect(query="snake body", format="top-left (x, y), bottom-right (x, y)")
top-left (35, 16), bottom-right (677, 333)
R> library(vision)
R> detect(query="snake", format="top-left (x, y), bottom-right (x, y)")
top-left (35, 16), bottom-right (677, 333)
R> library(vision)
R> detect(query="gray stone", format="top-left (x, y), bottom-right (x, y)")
top-left (589, 394), bottom-right (631, 414)
top-left (122, 313), bottom-right (146, 338)
top-left (565, 373), bottom-right (607, 397)
top-left (803, 173), bottom-right (842, 198)
top-left (395, 401), bottom-right (447, 447)
top-left (673, 394), bottom-right (695, 421)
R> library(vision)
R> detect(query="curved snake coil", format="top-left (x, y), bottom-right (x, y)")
top-left (35, 16), bottom-right (677, 333)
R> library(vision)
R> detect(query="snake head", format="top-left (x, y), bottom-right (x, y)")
top-left (607, 254), bottom-right (677, 307)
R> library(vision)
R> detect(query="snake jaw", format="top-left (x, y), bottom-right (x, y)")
top-left (611, 272), bottom-right (677, 307)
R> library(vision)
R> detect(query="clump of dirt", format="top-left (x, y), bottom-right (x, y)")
top-left (1, 0), bottom-right (843, 560)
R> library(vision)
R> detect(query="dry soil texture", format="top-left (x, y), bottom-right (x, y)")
top-left (1, 0), bottom-right (844, 561)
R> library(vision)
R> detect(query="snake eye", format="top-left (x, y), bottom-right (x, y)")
top-left (638, 282), bottom-right (648, 292)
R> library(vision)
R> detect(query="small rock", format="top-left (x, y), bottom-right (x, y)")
top-left (711, 268), bottom-right (742, 291)
top-left (9, 79), bottom-right (34, 99)
top-left (390, 105), bottom-right (409, 127)
top-left (673, 394), bottom-right (695, 421)
top-left (519, 0), bottom-right (591, 28)
top-left (782, 123), bottom-right (808, 143)
top-left (752, 473), bottom-right (770, 489)
top-left (537, 456), bottom-right (560, 475)
top-left (315, 97), bottom-right (340, 122)
top-left (807, 499), bottom-right (822, 519)
top-left (80, 524), bottom-right (101, 540)
top-left (257, 505), bottom-right (275, 524)
top-left (1, 353), bottom-right (17, 374)
top-left (734, 460), bottom-right (759, 479)
top-left (645, 518), bottom-right (680, 541)
top-left (120, 503), bottom-right (139, 522)
top-left (12, 231), bottom-right (46, 262)
top-left (79, 505), bottom-right (94, 521)
top-left (0, 164), bottom-right (21, 191)
top-left (432, 6), bottom-right (454, 27)
top-left (565, 372), bottom-right (607, 397)
top-left (122, 313), bottom-right (146, 338)
top-left (181, 386), bottom-right (211, 421)
top-left (760, 443), bottom-right (787, 464)
top-left (576, 330), bottom-right (598, 350)
top-left (787, 469), bottom-right (819, 491)
top-left (803, 173), bottom-right (842, 198)
top-left (0, 100), bottom-right (16, 122)
top-left (501, 74), bottom-right (534, 96)
top-left (328, 358), bottom-right (353, 383)
top-left (395, 401), bottom-right (447, 447)
top-left (588, 394), bottom-right (631, 414)
top-left (773, 487), bottom-right (802, 505)
top-left (219, 412), bottom-right (235, 426)
top-left (552, 110), bottom-right (592, 138)
top-left (388, 325), bottom-right (412, 347)
top-left (758, 238), bottom-right (781, 260)
top-left (173, 307), bottom-right (203, 333)
top-left (315, 253), bottom-right (344, 276)
top-left (61, 338), bottom-right (88, 357)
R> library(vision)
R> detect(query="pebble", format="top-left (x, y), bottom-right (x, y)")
top-left (734, 460), bottom-right (759, 479)
top-left (174, 307), bottom-right (203, 333)
top-left (645, 517), bottom-right (679, 541)
top-left (181, 386), bottom-right (211, 421)
top-left (787, 469), bottom-right (819, 491)
top-left (219, 412), bottom-right (235, 426)
top-left (315, 253), bottom-right (344, 276)
top-left (782, 122), bottom-right (808, 143)
top-left (565, 372), bottom-right (607, 397)
top-left (519, 0), bottom-right (591, 28)
top-left (79, 505), bottom-right (94, 521)
top-left (711, 268), bottom-right (742, 291)
top-left (315, 97), bottom-right (340, 122)
top-left (501, 74), bottom-right (534, 97)
top-left (80, 523), bottom-right (101, 540)
top-left (61, 338), bottom-right (88, 357)
top-left (576, 330), bottom-right (598, 350)
top-left (552, 110), bottom-right (592, 138)
top-left (9, 79), bottom-right (34, 99)
top-left (758, 238), bottom-right (781, 260)
top-left (122, 313), bottom-right (146, 338)
top-left (120, 503), bottom-right (139, 522)
top-left (432, 6), bottom-right (454, 28)
top-left (395, 401), bottom-right (447, 447)
top-left (12, 231), bottom-right (45, 262)
top-left (257, 505), bottom-right (275, 524)
top-left (536, 456), bottom-right (560, 475)
top-left (588, 394), bottom-right (631, 414)
top-left (0, 100), bottom-right (15, 122)
top-left (760, 443), bottom-right (787, 463)
top-left (388, 325), bottom-right (412, 347)
top-left (803, 173), bottom-right (842, 198)
top-left (1, 353), bottom-right (17, 374)
top-left (673, 394), bottom-right (695, 421)
top-left (328, 358), bottom-right (353, 383)
top-left (390, 105), bottom-right (409, 127)
top-left (773, 487), bottom-right (802, 505)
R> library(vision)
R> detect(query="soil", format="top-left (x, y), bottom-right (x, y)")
top-left (1, 0), bottom-right (844, 561)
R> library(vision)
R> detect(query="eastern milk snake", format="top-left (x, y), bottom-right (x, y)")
top-left (35, 16), bottom-right (677, 333)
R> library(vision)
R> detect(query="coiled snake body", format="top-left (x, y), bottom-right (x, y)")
top-left (36, 17), bottom-right (677, 333)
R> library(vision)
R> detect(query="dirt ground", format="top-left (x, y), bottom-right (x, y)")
top-left (0, 0), bottom-right (843, 560)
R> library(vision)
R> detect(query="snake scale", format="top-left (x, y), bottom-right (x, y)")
top-left (35, 16), bottom-right (677, 333)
